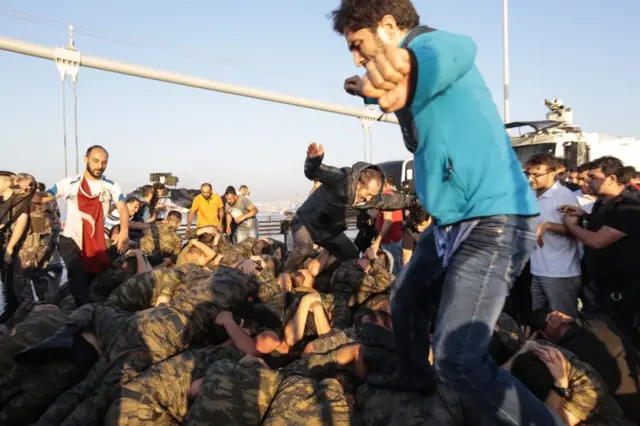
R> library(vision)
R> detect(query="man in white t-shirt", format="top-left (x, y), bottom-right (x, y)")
top-left (41, 145), bottom-right (129, 306)
top-left (525, 154), bottom-right (581, 317)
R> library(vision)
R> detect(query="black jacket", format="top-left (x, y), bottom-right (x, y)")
top-left (296, 155), bottom-right (415, 242)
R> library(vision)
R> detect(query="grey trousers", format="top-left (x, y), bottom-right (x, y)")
top-left (531, 275), bottom-right (582, 317)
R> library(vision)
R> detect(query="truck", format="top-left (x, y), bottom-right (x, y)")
top-left (509, 99), bottom-right (640, 168)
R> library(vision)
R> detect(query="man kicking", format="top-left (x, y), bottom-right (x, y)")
top-left (329, 1), bottom-right (562, 425)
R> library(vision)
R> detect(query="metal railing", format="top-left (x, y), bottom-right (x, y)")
top-left (175, 216), bottom-right (357, 238)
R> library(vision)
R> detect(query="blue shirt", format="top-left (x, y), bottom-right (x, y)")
top-left (372, 29), bottom-right (539, 226)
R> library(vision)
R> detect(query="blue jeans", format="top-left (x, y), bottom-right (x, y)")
top-left (391, 215), bottom-right (564, 426)
top-left (382, 241), bottom-right (402, 275)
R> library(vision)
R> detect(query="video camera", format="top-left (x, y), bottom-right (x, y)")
top-left (149, 173), bottom-right (179, 187)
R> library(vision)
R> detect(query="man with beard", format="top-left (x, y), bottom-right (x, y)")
top-left (39, 145), bottom-right (129, 306)
top-left (330, 1), bottom-right (551, 425)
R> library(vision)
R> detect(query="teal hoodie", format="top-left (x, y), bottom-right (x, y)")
top-left (367, 28), bottom-right (538, 226)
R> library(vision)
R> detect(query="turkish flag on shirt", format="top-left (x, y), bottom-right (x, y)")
top-left (77, 177), bottom-right (111, 274)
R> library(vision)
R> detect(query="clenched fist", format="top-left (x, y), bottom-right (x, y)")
top-left (362, 47), bottom-right (412, 113)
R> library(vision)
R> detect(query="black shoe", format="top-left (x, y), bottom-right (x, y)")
top-left (366, 372), bottom-right (437, 394)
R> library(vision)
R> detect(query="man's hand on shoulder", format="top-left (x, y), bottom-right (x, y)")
top-left (362, 47), bottom-right (412, 113)
top-left (307, 143), bottom-right (324, 159)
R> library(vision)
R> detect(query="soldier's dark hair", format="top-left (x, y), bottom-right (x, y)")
top-left (85, 145), bottom-right (108, 157)
top-left (408, 204), bottom-right (430, 226)
top-left (329, 0), bottom-right (420, 35)
top-left (125, 196), bottom-right (140, 205)
top-left (525, 153), bottom-right (557, 171)
top-left (527, 308), bottom-right (551, 332)
top-left (359, 169), bottom-right (383, 187)
top-left (224, 186), bottom-right (237, 196)
top-left (197, 232), bottom-right (216, 247)
top-left (510, 352), bottom-right (554, 401)
top-left (386, 175), bottom-right (396, 186)
top-left (109, 225), bottom-right (121, 239)
top-left (201, 183), bottom-right (212, 191)
top-left (37, 182), bottom-right (46, 191)
top-left (167, 210), bottom-right (183, 221)
top-left (252, 239), bottom-right (271, 256)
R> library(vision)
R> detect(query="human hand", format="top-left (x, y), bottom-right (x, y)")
top-left (115, 231), bottom-right (129, 254)
top-left (563, 214), bottom-right (580, 227)
top-left (536, 222), bottom-right (548, 248)
top-left (344, 75), bottom-right (365, 97)
top-left (558, 205), bottom-right (585, 217)
top-left (362, 47), bottom-right (412, 112)
top-left (237, 259), bottom-right (257, 275)
top-left (534, 345), bottom-right (568, 388)
top-left (214, 311), bottom-right (234, 326)
top-left (307, 143), bottom-right (324, 158)
top-left (547, 311), bottom-right (573, 331)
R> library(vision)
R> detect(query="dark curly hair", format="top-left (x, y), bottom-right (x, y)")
top-left (329, 0), bottom-right (420, 35)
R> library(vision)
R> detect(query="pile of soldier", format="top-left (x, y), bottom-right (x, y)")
top-left (0, 220), bottom-right (636, 425)
top-left (0, 169), bottom-right (638, 426)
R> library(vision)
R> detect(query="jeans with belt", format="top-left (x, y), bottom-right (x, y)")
top-left (391, 215), bottom-right (565, 425)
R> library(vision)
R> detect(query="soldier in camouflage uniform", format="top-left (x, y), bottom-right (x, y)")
top-left (0, 304), bottom-right (67, 381)
top-left (330, 251), bottom-right (393, 307)
top-left (355, 383), bottom-right (478, 426)
top-left (35, 267), bottom-right (261, 426)
top-left (16, 193), bottom-right (60, 300)
top-left (508, 340), bottom-right (634, 426)
top-left (183, 355), bottom-right (283, 426)
top-left (104, 344), bottom-right (244, 426)
top-left (261, 356), bottom-right (356, 425)
top-left (139, 211), bottom-right (183, 265)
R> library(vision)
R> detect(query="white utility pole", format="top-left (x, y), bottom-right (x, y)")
top-left (502, 0), bottom-right (511, 123)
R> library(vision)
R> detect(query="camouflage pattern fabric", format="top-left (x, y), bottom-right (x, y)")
top-left (355, 383), bottom-right (468, 426)
top-left (234, 237), bottom-right (256, 257)
top-left (538, 341), bottom-right (632, 426)
top-left (254, 268), bottom-right (282, 303)
top-left (320, 292), bottom-right (352, 330)
top-left (105, 345), bottom-right (243, 426)
top-left (262, 359), bottom-right (355, 426)
top-left (105, 267), bottom-right (185, 312)
top-left (0, 359), bottom-right (84, 426)
top-left (330, 261), bottom-right (393, 307)
top-left (0, 307), bottom-right (67, 381)
top-left (139, 222), bottom-right (182, 259)
top-left (351, 293), bottom-right (390, 325)
top-left (89, 267), bottom-right (134, 303)
top-left (183, 356), bottom-right (282, 426)
top-left (35, 267), bottom-right (260, 426)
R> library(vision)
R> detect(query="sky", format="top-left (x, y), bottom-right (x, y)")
top-left (1, 0), bottom-right (638, 202)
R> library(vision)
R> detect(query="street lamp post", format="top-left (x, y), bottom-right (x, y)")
top-left (502, 0), bottom-right (510, 123)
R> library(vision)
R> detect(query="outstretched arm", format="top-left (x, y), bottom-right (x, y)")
top-left (304, 143), bottom-right (347, 185)
top-left (361, 192), bottom-right (416, 211)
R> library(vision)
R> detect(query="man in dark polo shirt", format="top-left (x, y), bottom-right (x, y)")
top-left (562, 156), bottom-right (640, 344)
